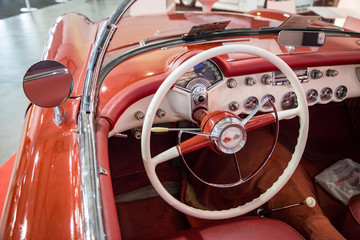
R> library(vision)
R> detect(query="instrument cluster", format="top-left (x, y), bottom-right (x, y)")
top-left (175, 60), bottom-right (223, 91)
top-left (199, 64), bottom-right (360, 115)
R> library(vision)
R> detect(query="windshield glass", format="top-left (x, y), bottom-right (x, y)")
top-left (103, 0), bottom-right (359, 63)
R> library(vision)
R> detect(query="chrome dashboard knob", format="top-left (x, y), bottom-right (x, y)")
top-left (229, 101), bottom-right (240, 111)
top-left (245, 76), bottom-right (256, 86)
top-left (326, 69), bottom-right (338, 77)
top-left (261, 74), bottom-right (273, 85)
top-left (310, 69), bottom-right (323, 79)
top-left (227, 78), bottom-right (237, 88)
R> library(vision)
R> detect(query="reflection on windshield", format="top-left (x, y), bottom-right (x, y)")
top-left (104, 0), bottom-right (358, 61)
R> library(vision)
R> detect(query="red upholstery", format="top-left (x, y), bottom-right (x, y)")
top-left (349, 194), bottom-right (360, 224)
top-left (343, 16), bottom-right (360, 32)
top-left (162, 217), bottom-right (304, 240)
top-left (342, 194), bottom-right (360, 240)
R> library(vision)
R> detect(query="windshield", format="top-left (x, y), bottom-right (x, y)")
top-left (104, 0), bottom-right (359, 62)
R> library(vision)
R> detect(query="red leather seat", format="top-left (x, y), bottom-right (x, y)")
top-left (162, 216), bottom-right (304, 239)
top-left (342, 194), bottom-right (360, 240)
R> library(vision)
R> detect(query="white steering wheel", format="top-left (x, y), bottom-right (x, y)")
top-left (141, 45), bottom-right (309, 219)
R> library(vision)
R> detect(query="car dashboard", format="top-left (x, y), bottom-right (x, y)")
top-left (108, 57), bottom-right (360, 136)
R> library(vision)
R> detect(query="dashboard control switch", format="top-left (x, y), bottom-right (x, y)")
top-left (326, 69), bottom-right (338, 77)
top-left (229, 101), bottom-right (240, 111)
top-left (261, 74), bottom-right (273, 85)
top-left (245, 76), bottom-right (256, 86)
top-left (310, 69), bottom-right (323, 79)
top-left (156, 109), bottom-right (166, 119)
top-left (132, 128), bottom-right (142, 139)
top-left (227, 78), bottom-right (237, 88)
top-left (134, 111), bottom-right (145, 120)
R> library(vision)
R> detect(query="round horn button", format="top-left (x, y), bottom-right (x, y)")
top-left (220, 126), bottom-right (244, 149)
top-left (211, 117), bottom-right (247, 154)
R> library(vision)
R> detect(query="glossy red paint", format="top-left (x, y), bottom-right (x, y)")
top-left (0, 12), bottom-right (101, 239)
top-left (245, 114), bottom-right (276, 132)
top-left (0, 99), bottom-right (83, 239)
top-left (246, 9), bottom-right (293, 21)
top-left (178, 135), bottom-right (211, 155)
top-left (43, 13), bottom-right (101, 97)
top-left (0, 154), bottom-right (15, 221)
top-left (177, 111), bottom-right (240, 155)
top-left (2, 7), bottom-right (360, 240)
top-left (95, 118), bottom-right (121, 240)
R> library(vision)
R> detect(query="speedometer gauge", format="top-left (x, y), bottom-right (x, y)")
top-left (175, 60), bottom-right (223, 90)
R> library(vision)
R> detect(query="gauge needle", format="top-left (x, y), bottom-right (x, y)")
top-left (242, 97), bottom-right (269, 126)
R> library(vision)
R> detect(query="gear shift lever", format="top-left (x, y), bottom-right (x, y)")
top-left (257, 197), bottom-right (316, 217)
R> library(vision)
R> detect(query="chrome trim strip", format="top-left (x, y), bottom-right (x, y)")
top-left (78, 0), bottom-right (137, 239)
top-left (23, 68), bottom-right (69, 82)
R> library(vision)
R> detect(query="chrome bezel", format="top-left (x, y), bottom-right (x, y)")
top-left (335, 85), bottom-right (348, 100)
top-left (210, 117), bottom-right (247, 154)
top-left (244, 96), bottom-right (259, 111)
top-left (281, 91), bottom-right (298, 110)
top-left (261, 95), bottom-right (275, 109)
top-left (320, 87), bottom-right (333, 101)
top-left (306, 89), bottom-right (318, 104)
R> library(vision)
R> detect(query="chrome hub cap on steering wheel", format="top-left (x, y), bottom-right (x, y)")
top-left (211, 117), bottom-right (247, 154)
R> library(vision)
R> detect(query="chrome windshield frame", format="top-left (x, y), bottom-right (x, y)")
top-left (78, 0), bottom-right (137, 239)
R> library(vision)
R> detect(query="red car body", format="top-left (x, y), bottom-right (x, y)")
top-left (1, 1), bottom-right (359, 239)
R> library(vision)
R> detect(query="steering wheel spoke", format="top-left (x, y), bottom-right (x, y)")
top-left (276, 108), bottom-right (300, 121)
top-left (244, 113), bottom-right (276, 132)
top-left (179, 134), bottom-right (211, 155)
top-left (152, 133), bottom-right (211, 165)
top-left (152, 146), bottom-right (180, 165)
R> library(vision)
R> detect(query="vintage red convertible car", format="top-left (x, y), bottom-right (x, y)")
top-left (0, 0), bottom-right (359, 239)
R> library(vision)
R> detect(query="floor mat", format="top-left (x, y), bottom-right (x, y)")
top-left (116, 194), bottom-right (190, 240)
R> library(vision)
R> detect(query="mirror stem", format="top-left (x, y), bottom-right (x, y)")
top-left (53, 106), bottom-right (66, 126)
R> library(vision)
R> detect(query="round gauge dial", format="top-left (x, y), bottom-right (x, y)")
top-left (244, 97), bottom-right (259, 111)
top-left (335, 86), bottom-right (347, 100)
top-left (175, 60), bottom-right (223, 89)
top-left (320, 87), bottom-right (333, 101)
top-left (261, 95), bottom-right (275, 109)
top-left (306, 89), bottom-right (318, 104)
top-left (281, 92), bottom-right (298, 110)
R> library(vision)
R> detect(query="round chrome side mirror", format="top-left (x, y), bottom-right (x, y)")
top-left (23, 60), bottom-right (73, 108)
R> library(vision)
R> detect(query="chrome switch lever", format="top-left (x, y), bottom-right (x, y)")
top-left (257, 197), bottom-right (316, 217)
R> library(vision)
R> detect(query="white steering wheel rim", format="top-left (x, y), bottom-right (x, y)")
top-left (141, 45), bottom-right (309, 219)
